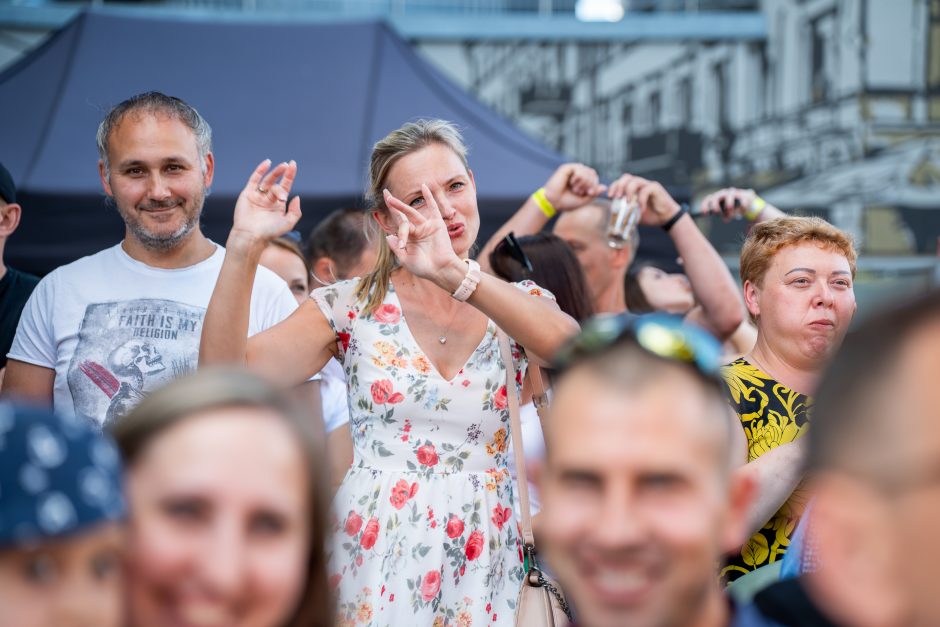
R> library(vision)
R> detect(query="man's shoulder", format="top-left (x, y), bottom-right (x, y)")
top-left (41, 244), bottom-right (124, 280)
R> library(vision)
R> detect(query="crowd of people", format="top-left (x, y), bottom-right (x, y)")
top-left (0, 90), bottom-right (937, 627)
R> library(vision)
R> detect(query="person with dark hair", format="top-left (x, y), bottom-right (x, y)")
top-left (200, 119), bottom-right (579, 625)
top-left (488, 231), bottom-right (593, 517)
top-left (625, 263), bottom-right (757, 359)
top-left (489, 231), bottom-right (593, 324)
top-left (303, 208), bottom-right (380, 482)
top-left (0, 162), bottom-right (40, 391)
top-left (720, 216), bottom-right (858, 585)
top-left (111, 367), bottom-right (332, 627)
top-left (750, 290), bottom-right (940, 627)
top-left (0, 402), bottom-right (126, 626)
top-left (3, 92), bottom-right (300, 426)
top-left (305, 207), bottom-right (377, 286)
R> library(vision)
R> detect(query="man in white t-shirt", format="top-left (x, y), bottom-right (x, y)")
top-left (3, 92), bottom-right (300, 426)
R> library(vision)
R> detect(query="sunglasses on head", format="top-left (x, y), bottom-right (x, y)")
top-left (553, 313), bottom-right (723, 385)
top-left (494, 231), bottom-right (533, 274)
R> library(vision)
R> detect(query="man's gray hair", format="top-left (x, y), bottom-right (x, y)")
top-left (96, 92), bottom-right (212, 179)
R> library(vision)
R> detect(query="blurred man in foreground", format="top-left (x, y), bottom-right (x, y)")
top-left (537, 314), bottom-right (778, 627)
top-left (756, 290), bottom-right (940, 627)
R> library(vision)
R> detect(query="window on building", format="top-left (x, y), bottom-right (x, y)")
top-left (809, 12), bottom-right (835, 104)
top-left (649, 90), bottom-right (661, 130)
top-left (679, 76), bottom-right (693, 123)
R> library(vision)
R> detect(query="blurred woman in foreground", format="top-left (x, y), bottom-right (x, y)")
top-left (112, 368), bottom-right (331, 627)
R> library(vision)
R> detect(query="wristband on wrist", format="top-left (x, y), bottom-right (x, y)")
top-left (452, 259), bottom-right (482, 302)
top-left (531, 187), bottom-right (557, 218)
top-left (661, 205), bottom-right (687, 232)
top-left (745, 196), bottom-right (766, 221)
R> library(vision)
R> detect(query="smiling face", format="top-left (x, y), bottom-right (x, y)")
top-left (380, 142), bottom-right (478, 258)
top-left (539, 366), bottom-right (748, 627)
top-left (0, 523), bottom-right (125, 627)
top-left (745, 242), bottom-right (857, 367)
top-left (636, 267), bottom-right (695, 315)
top-left (125, 407), bottom-right (310, 627)
top-left (99, 112), bottom-right (213, 253)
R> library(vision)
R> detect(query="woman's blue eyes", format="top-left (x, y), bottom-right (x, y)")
top-left (407, 182), bottom-right (465, 207)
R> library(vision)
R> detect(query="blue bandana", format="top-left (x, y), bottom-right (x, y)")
top-left (0, 403), bottom-right (125, 547)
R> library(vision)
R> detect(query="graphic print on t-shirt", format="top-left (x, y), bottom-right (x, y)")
top-left (67, 299), bottom-right (205, 426)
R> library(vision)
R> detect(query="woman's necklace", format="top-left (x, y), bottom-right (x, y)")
top-left (437, 303), bottom-right (460, 344)
top-left (401, 277), bottom-right (460, 345)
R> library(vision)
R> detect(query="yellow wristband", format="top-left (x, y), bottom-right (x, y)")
top-left (746, 196), bottom-right (766, 221)
top-left (531, 187), bottom-right (556, 218)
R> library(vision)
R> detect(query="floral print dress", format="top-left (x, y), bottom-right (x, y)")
top-left (313, 278), bottom-right (553, 627)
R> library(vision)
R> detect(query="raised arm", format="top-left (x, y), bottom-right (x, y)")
top-left (200, 160), bottom-right (336, 385)
top-left (383, 185), bottom-right (580, 365)
top-left (608, 174), bottom-right (744, 341)
top-left (477, 163), bottom-right (605, 273)
top-left (699, 187), bottom-right (786, 224)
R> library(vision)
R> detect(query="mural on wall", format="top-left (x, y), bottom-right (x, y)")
top-left (416, 0), bottom-right (940, 257)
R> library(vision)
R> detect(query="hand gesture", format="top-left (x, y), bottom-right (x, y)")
top-left (383, 185), bottom-right (461, 281)
top-left (232, 159), bottom-right (302, 242)
top-left (699, 187), bottom-right (756, 222)
top-left (607, 173), bottom-right (681, 226)
top-left (543, 163), bottom-right (606, 212)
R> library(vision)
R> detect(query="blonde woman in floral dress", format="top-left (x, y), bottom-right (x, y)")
top-left (200, 120), bottom-right (579, 625)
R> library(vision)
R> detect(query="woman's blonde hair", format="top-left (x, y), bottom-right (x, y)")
top-left (739, 216), bottom-right (858, 289)
top-left (355, 119), bottom-right (470, 315)
top-left (110, 368), bottom-right (332, 627)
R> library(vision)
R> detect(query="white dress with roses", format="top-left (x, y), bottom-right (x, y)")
top-left (314, 278), bottom-right (552, 627)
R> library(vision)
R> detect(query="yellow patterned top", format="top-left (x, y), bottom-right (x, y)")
top-left (719, 358), bottom-right (811, 586)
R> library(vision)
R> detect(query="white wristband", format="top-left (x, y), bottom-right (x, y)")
top-left (451, 259), bottom-right (481, 302)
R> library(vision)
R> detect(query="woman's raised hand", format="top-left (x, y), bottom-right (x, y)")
top-left (383, 185), bottom-right (461, 281)
top-left (232, 159), bottom-right (302, 243)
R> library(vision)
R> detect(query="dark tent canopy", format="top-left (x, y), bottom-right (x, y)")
top-left (1, 9), bottom-right (569, 275)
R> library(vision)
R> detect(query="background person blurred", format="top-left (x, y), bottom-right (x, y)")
top-left (199, 119), bottom-right (579, 625)
top-left (0, 402), bottom-right (126, 627)
top-left (752, 290), bottom-right (940, 627)
top-left (305, 207), bottom-right (378, 287)
top-left (625, 263), bottom-right (757, 360)
top-left (304, 208), bottom-right (380, 486)
top-left (488, 231), bottom-right (593, 515)
top-left (111, 367), bottom-right (331, 627)
top-left (480, 166), bottom-right (745, 343)
top-left (0, 162), bottom-right (40, 391)
top-left (721, 217), bottom-right (857, 585)
top-left (260, 234), bottom-right (313, 305)
top-left (536, 315), bottom-right (766, 627)
top-left (2, 92), bottom-right (300, 426)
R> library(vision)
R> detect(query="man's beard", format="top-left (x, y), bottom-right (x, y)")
top-left (113, 189), bottom-right (205, 252)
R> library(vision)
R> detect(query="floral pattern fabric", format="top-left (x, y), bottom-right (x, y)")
top-left (719, 358), bottom-right (812, 586)
top-left (313, 278), bottom-right (554, 626)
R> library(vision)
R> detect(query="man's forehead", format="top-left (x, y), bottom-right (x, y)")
top-left (554, 204), bottom-right (605, 237)
top-left (548, 367), bottom-right (722, 459)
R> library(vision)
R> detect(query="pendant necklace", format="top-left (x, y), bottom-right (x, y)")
top-left (437, 302), bottom-right (461, 344)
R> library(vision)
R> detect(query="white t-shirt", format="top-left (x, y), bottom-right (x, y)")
top-left (8, 243), bottom-right (299, 426)
top-left (507, 393), bottom-right (550, 517)
top-left (319, 357), bottom-right (350, 433)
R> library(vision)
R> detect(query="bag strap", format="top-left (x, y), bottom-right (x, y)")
top-left (496, 329), bottom-right (535, 549)
top-left (529, 363), bottom-right (549, 423)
